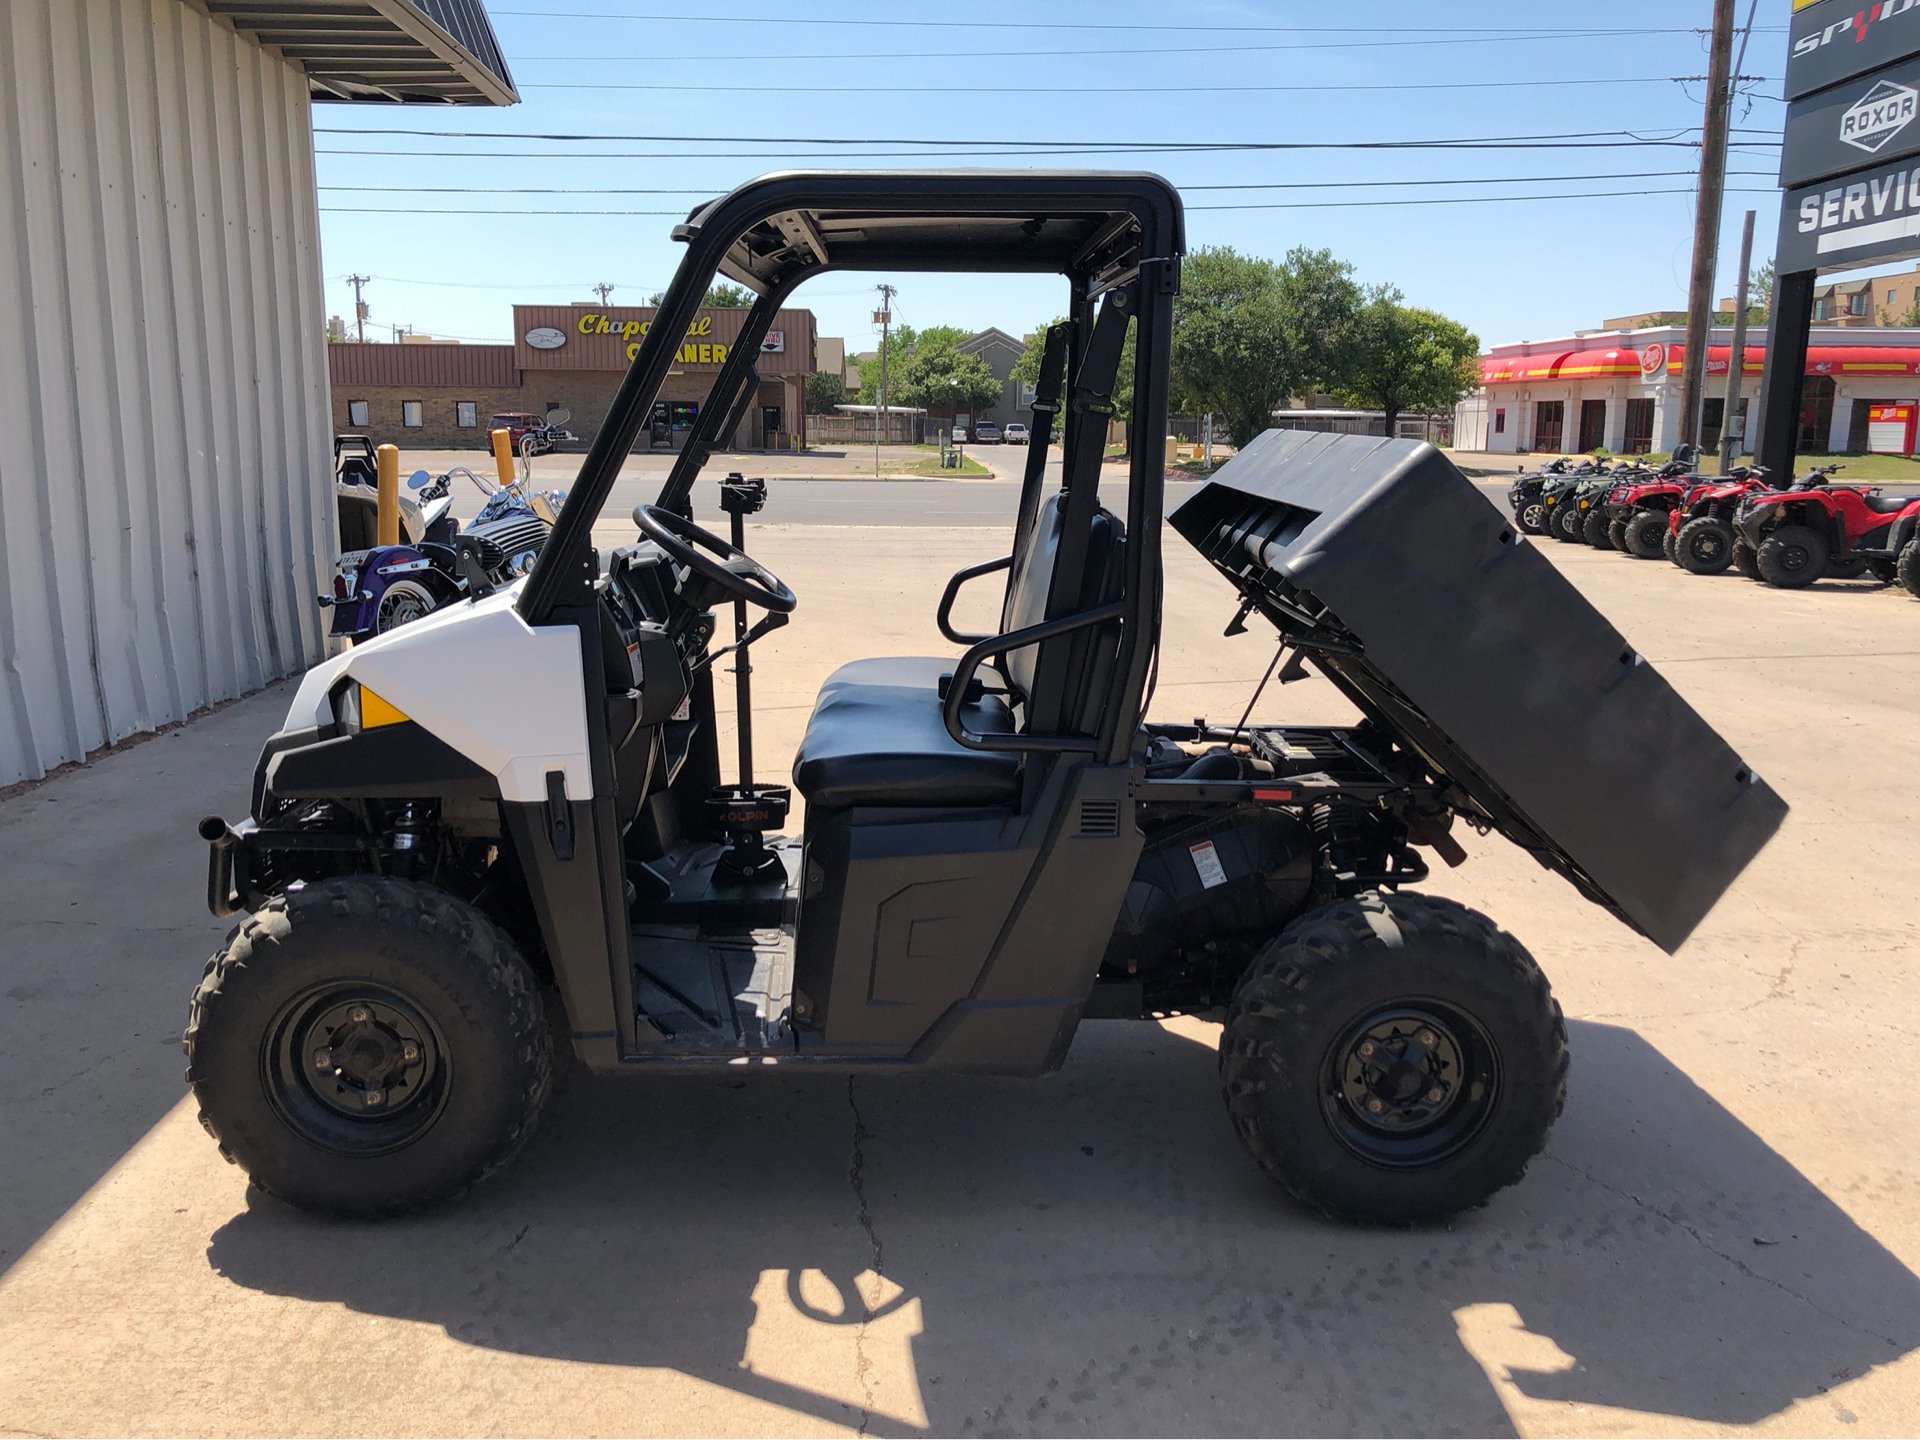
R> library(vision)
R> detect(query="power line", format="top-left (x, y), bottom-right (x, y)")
top-left (516, 76), bottom-right (1783, 97)
top-left (319, 185), bottom-right (1781, 219)
top-left (321, 169), bottom-right (1781, 198)
top-left (491, 10), bottom-right (1781, 36)
top-left (316, 124), bottom-right (1771, 148)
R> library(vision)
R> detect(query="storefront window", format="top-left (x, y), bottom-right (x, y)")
top-left (401, 401), bottom-right (424, 428)
top-left (455, 401), bottom-right (477, 428)
top-left (1493, 408), bottom-right (1506, 435)
top-left (347, 400), bottom-right (369, 427)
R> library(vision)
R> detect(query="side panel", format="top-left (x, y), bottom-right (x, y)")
top-left (797, 764), bottom-right (1142, 1073)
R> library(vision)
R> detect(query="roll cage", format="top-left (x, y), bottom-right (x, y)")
top-left (519, 169), bottom-right (1186, 766)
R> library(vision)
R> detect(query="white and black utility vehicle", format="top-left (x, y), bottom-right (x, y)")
top-left (187, 173), bottom-right (1785, 1223)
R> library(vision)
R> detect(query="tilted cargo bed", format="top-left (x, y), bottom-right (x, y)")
top-left (1170, 429), bottom-right (1785, 953)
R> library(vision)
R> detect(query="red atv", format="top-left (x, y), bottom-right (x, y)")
top-left (1669, 466), bottom-right (1819, 577)
top-left (1734, 468), bottom-right (1920, 590)
top-left (1602, 456), bottom-right (1717, 559)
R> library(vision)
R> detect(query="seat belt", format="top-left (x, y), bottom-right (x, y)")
top-left (1025, 289), bottom-right (1132, 741)
top-left (1003, 322), bottom-right (1070, 630)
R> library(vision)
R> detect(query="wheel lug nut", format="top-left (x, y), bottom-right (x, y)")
top-left (1417, 1029), bottom-right (1437, 1046)
top-left (349, 1006), bottom-right (371, 1024)
top-left (1357, 1041), bottom-right (1376, 1059)
top-left (401, 1042), bottom-right (420, 1064)
top-left (312, 1048), bottom-right (332, 1069)
top-left (364, 1089), bottom-right (383, 1107)
top-left (1366, 1098), bottom-right (1385, 1115)
top-left (1427, 1087), bottom-right (1445, 1103)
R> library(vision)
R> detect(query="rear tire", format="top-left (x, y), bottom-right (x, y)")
top-left (1732, 540), bottom-right (1761, 579)
top-left (1220, 893), bottom-right (1567, 1226)
top-left (1898, 537), bottom-right (1920, 598)
top-left (1550, 503), bottom-right (1584, 543)
top-left (1623, 511), bottom-right (1669, 559)
top-left (1757, 524), bottom-right (1830, 589)
top-left (1582, 508), bottom-right (1613, 548)
top-left (1516, 501), bottom-right (1548, 535)
top-left (1607, 517), bottom-right (1631, 551)
top-left (1663, 529), bottom-right (1680, 564)
top-left (1675, 517), bottom-right (1736, 575)
top-left (184, 877), bottom-right (551, 1218)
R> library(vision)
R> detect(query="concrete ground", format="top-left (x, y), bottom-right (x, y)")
top-left (3, 503), bottom-right (1919, 1437)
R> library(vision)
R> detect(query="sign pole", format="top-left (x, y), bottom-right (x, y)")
top-left (1720, 210), bottom-right (1758, 472)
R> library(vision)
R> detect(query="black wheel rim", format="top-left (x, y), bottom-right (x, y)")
top-left (1778, 541), bottom-right (1813, 574)
top-left (1688, 529), bottom-right (1727, 563)
top-left (1320, 1001), bottom-right (1500, 1170)
top-left (262, 981), bottom-right (449, 1155)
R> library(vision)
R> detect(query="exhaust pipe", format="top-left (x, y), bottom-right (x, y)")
top-left (200, 816), bottom-right (242, 916)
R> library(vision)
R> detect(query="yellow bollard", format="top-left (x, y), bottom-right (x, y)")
top-left (375, 443), bottom-right (400, 547)
top-left (491, 427), bottom-right (516, 486)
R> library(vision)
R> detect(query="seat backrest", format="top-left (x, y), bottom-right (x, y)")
top-left (996, 492), bottom-right (1126, 736)
top-left (337, 489), bottom-right (378, 553)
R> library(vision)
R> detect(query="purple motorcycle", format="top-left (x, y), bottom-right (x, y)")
top-left (321, 460), bottom-right (565, 642)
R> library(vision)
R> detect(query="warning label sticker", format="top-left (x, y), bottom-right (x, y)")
top-left (1190, 840), bottom-right (1229, 889)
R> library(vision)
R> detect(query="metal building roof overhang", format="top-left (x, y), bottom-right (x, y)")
top-left (205, 0), bottom-right (517, 105)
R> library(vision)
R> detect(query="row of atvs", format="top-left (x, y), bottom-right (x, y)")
top-left (1508, 448), bottom-right (1920, 594)
top-left (322, 432), bottom-right (571, 642)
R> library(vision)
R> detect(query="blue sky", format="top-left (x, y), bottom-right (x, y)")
top-left (315, 1), bottom-right (1793, 354)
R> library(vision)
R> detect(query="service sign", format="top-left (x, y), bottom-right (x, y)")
top-left (1781, 53), bottom-right (1920, 187)
top-left (1778, 148), bottom-right (1920, 269)
top-left (1787, 0), bottom-right (1920, 103)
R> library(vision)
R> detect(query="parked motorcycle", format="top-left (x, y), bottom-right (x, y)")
top-left (321, 443), bottom-right (567, 641)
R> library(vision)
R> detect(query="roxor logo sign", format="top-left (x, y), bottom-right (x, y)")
top-left (1842, 79), bottom-right (1920, 154)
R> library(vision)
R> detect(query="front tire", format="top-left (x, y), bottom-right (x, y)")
top-left (1516, 500), bottom-right (1548, 535)
top-left (1732, 540), bottom-right (1760, 579)
top-left (1220, 893), bottom-right (1567, 1226)
top-left (185, 877), bottom-right (551, 1218)
top-left (1623, 511), bottom-right (1668, 559)
top-left (1898, 537), bottom-right (1920, 597)
top-left (1675, 517), bottom-right (1735, 575)
top-left (1757, 524), bottom-right (1829, 589)
top-left (1550, 503), bottom-right (1584, 543)
top-left (1607, 517), bottom-right (1631, 551)
top-left (1581, 508), bottom-right (1612, 548)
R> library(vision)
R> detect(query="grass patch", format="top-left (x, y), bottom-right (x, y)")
top-left (898, 446), bottom-right (991, 477)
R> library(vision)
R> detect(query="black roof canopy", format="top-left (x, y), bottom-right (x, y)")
top-left (672, 170), bottom-right (1186, 293)
top-left (207, 0), bottom-right (516, 105)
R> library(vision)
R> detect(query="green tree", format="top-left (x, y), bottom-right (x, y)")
top-left (1170, 245), bottom-right (1361, 446)
top-left (805, 370), bottom-right (850, 415)
top-left (895, 332), bottom-right (1001, 414)
top-left (643, 283), bottom-right (755, 307)
top-left (854, 326), bottom-right (977, 406)
top-left (1333, 289), bottom-right (1481, 435)
top-left (1749, 260), bottom-right (1775, 313)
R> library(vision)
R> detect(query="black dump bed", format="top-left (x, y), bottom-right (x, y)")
top-left (1170, 429), bottom-right (1785, 953)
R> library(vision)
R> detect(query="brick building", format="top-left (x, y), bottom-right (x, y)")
top-left (328, 301), bottom-right (818, 451)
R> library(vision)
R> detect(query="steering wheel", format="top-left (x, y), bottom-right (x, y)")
top-left (632, 504), bottom-right (797, 614)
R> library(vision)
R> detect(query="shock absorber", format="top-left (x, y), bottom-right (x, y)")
top-left (1309, 799), bottom-right (1373, 895)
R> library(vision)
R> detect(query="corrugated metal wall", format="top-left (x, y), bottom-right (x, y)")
top-left (0, 0), bottom-right (333, 785)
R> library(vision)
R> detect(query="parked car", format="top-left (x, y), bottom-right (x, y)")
top-left (1004, 422), bottom-right (1030, 445)
top-left (975, 421), bottom-right (1003, 443)
top-left (952, 424), bottom-right (969, 443)
top-left (487, 410), bottom-right (576, 456)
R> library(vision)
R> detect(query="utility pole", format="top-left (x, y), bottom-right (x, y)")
top-left (873, 282), bottom-right (896, 478)
top-left (1720, 210), bottom-right (1758, 471)
top-left (592, 282), bottom-right (616, 305)
top-left (1678, 0), bottom-right (1738, 454)
top-left (347, 273), bottom-right (370, 343)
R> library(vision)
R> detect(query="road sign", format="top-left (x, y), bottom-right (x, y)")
top-left (1778, 151), bottom-right (1920, 270)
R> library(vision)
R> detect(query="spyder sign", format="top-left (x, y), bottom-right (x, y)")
top-left (1842, 79), bottom-right (1920, 155)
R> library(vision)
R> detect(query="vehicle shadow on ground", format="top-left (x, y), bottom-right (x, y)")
top-left (206, 1019), bottom-right (1920, 1436)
